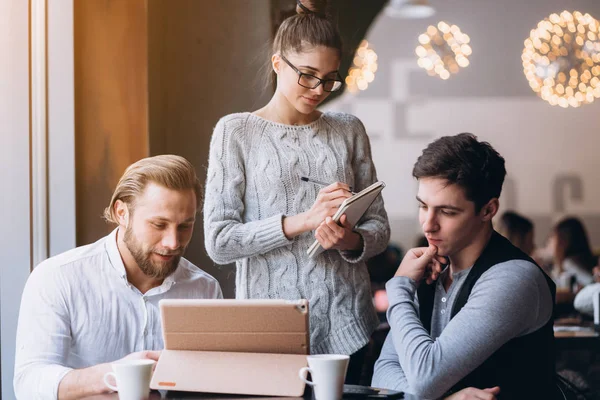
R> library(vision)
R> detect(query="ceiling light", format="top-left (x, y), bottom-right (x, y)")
top-left (385, 0), bottom-right (435, 19)
top-left (523, 10), bottom-right (600, 107)
top-left (415, 22), bottom-right (471, 80)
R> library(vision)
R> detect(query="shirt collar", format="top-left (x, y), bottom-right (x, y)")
top-left (105, 228), bottom-right (127, 279)
top-left (104, 227), bottom-right (181, 292)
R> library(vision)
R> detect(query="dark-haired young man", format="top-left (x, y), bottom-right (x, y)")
top-left (372, 133), bottom-right (557, 399)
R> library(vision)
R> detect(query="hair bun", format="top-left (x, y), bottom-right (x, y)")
top-left (296, 0), bottom-right (328, 17)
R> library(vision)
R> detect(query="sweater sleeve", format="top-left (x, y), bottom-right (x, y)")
top-left (203, 116), bottom-right (292, 265)
top-left (339, 116), bottom-right (390, 263)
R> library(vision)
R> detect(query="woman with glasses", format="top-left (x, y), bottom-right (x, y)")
top-left (203, 0), bottom-right (390, 384)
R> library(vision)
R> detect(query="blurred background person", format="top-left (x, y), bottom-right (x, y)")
top-left (367, 244), bottom-right (403, 316)
top-left (573, 266), bottom-right (600, 317)
top-left (547, 216), bottom-right (596, 290)
top-left (497, 211), bottom-right (535, 256)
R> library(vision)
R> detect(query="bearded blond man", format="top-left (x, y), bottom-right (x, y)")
top-left (15, 155), bottom-right (222, 400)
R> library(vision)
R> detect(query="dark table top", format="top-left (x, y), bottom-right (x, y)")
top-left (554, 325), bottom-right (600, 351)
top-left (83, 388), bottom-right (415, 400)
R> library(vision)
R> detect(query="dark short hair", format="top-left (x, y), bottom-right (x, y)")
top-left (412, 133), bottom-right (506, 212)
top-left (499, 211), bottom-right (533, 248)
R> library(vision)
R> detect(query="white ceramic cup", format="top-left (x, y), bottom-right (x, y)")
top-left (103, 359), bottom-right (155, 400)
top-left (298, 354), bottom-right (349, 400)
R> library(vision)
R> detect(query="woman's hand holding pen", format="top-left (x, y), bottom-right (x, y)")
top-left (304, 182), bottom-right (353, 230)
top-left (315, 214), bottom-right (363, 251)
top-left (282, 182), bottom-right (352, 239)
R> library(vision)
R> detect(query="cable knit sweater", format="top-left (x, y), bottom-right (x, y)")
top-left (203, 111), bottom-right (390, 355)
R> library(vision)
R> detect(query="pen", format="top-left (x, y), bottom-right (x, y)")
top-left (300, 176), bottom-right (355, 194)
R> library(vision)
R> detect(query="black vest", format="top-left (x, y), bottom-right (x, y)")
top-left (417, 231), bottom-right (557, 399)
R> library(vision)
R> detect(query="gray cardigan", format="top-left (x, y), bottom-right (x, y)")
top-left (203, 111), bottom-right (390, 355)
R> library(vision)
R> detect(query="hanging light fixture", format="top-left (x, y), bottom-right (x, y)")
top-left (415, 21), bottom-right (472, 80)
top-left (346, 40), bottom-right (378, 93)
top-left (522, 10), bottom-right (600, 108)
top-left (385, 0), bottom-right (435, 19)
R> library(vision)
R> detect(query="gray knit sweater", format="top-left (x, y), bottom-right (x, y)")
top-left (203, 111), bottom-right (390, 355)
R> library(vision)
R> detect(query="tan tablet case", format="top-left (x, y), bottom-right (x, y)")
top-left (150, 299), bottom-right (309, 396)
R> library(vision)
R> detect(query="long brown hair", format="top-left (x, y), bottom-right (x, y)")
top-left (553, 216), bottom-right (596, 272)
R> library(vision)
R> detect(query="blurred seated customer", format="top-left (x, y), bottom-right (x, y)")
top-left (574, 266), bottom-right (600, 317)
top-left (368, 244), bottom-right (403, 314)
top-left (367, 244), bottom-right (403, 286)
top-left (548, 216), bottom-right (596, 290)
top-left (14, 155), bottom-right (223, 400)
top-left (496, 211), bottom-right (535, 256)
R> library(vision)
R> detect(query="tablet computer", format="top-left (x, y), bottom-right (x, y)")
top-left (150, 299), bottom-right (310, 396)
top-left (158, 298), bottom-right (309, 354)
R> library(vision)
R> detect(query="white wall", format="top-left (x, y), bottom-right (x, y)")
top-left (325, 0), bottom-right (600, 250)
top-left (48, 0), bottom-right (76, 257)
top-left (1, 1), bottom-right (75, 397)
top-left (0, 1), bottom-right (31, 398)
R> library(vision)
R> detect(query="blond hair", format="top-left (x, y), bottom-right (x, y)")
top-left (104, 154), bottom-right (201, 224)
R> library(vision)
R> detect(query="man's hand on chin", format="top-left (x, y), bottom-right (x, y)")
top-left (394, 245), bottom-right (447, 286)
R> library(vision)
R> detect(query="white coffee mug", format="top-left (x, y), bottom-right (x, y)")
top-left (103, 359), bottom-right (155, 400)
top-left (299, 354), bottom-right (349, 400)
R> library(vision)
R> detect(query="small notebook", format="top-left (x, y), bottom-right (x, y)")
top-left (307, 181), bottom-right (385, 258)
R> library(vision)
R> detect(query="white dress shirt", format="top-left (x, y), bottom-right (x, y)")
top-left (14, 229), bottom-right (222, 400)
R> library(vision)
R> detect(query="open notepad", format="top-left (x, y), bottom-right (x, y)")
top-left (307, 181), bottom-right (385, 258)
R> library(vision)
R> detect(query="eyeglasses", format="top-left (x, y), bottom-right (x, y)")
top-left (280, 55), bottom-right (344, 92)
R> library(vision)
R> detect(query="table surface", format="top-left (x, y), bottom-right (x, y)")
top-left (553, 325), bottom-right (600, 358)
top-left (83, 390), bottom-right (417, 400)
top-left (83, 326), bottom-right (600, 400)
top-left (554, 329), bottom-right (599, 338)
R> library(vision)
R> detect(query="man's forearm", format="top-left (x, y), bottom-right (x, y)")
top-left (372, 334), bottom-right (410, 391)
top-left (58, 363), bottom-right (112, 400)
top-left (384, 277), bottom-right (454, 398)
